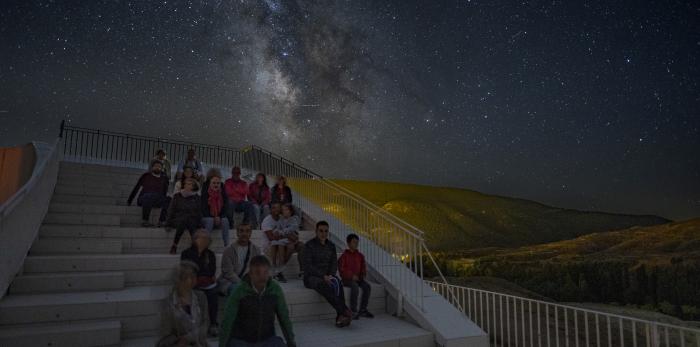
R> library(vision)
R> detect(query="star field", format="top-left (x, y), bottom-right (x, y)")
top-left (0, 0), bottom-right (698, 219)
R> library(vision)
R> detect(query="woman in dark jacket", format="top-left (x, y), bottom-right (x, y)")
top-left (270, 175), bottom-right (292, 205)
top-left (181, 230), bottom-right (219, 337)
top-left (167, 178), bottom-right (202, 254)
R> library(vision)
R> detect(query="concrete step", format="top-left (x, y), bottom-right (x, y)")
top-left (55, 178), bottom-right (134, 189)
top-left (60, 162), bottom-right (146, 175)
top-left (10, 272), bottom-right (126, 294)
top-left (121, 314), bottom-right (433, 347)
top-left (49, 202), bottom-right (142, 216)
top-left (22, 254), bottom-right (179, 275)
top-left (51, 193), bottom-right (122, 205)
top-left (38, 225), bottom-right (316, 251)
top-left (30, 238), bottom-right (123, 255)
top-left (54, 185), bottom-right (131, 198)
top-left (0, 285), bottom-right (169, 335)
top-left (0, 320), bottom-right (121, 347)
top-left (0, 280), bottom-right (385, 336)
top-left (281, 279), bottom-right (385, 323)
top-left (44, 212), bottom-right (121, 226)
top-left (22, 252), bottom-right (303, 287)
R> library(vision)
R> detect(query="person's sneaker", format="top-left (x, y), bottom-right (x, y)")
top-left (297, 271), bottom-right (304, 279)
top-left (207, 324), bottom-right (219, 337)
top-left (352, 311), bottom-right (360, 320)
top-left (275, 273), bottom-right (287, 283)
top-left (169, 245), bottom-right (177, 255)
top-left (141, 221), bottom-right (153, 228)
top-left (358, 309), bottom-right (374, 318)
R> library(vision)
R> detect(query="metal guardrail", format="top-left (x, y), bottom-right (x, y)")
top-left (0, 140), bottom-right (60, 299)
top-left (59, 122), bottom-right (241, 169)
top-left (242, 145), bottom-right (460, 311)
top-left (428, 281), bottom-right (700, 347)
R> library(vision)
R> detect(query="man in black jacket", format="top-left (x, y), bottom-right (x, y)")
top-left (302, 221), bottom-right (353, 327)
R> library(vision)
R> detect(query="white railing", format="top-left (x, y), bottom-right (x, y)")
top-left (242, 145), bottom-right (461, 311)
top-left (428, 281), bottom-right (700, 347)
top-left (0, 141), bottom-right (60, 299)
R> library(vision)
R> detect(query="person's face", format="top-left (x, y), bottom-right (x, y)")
top-left (237, 226), bottom-right (252, 244)
top-left (184, 180), bottom-right (194, 192)
top-left (316, 225), bottom-right (329, 242)
top-left (184, 168), bottom-right (193, 178)
top-left (152, 163), bottom-right (162, 174)
top-left (232, 168), bottom-right (241, 179)
top-left (187, 150), bottom-right (195, 159)
top-left (278, 178), bottom-right (286, 186)
top-left (348, 238), bottom-right (359, 250)
top-left (210, 177), bottom-right (221, 190)
top-left (195, 234), bottom-right (210, 249)
top-left (270, 204), bottom-right (281, 216)
top-left (249, 264), bottom-right (269, 285)
top-left (256, 175), bottom-right (265, 184)
top-left (282, 206), bottom-right (293, 218)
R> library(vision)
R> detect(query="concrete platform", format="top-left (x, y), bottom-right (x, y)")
top-left (0, 320), bottom-right (121, 347)
top-left (121, 314), bottom-right (433, 347)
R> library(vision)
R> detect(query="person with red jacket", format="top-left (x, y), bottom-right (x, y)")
top-left (338, 234), bottom-right (374, 319)
top-left (223, 166), bottom-right (255, 227)
top-left (247, 172), bottom-right (271, 228)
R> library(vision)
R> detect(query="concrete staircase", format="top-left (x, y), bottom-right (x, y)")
top-left (0, 162), bottom-right (435, 347)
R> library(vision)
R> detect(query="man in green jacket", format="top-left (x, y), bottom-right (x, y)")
top-left (219, 255), bottom-right (296, 347)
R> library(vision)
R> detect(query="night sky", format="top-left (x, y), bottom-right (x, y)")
top-left (1, 1), bottom-right (698, 220)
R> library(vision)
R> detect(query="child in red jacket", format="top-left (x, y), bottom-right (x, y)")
top-left (338, 234), bottom-right (374, 319)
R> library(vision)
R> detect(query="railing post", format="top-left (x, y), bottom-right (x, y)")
top-left (59, 120), bottom-right (65, 138)
top-left (651, 323), bottom-right (660, 347)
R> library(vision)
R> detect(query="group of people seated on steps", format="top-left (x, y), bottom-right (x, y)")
top-left (128, 149), bottom-right (374, 347)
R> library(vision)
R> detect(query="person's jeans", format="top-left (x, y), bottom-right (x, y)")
top-left (173, 217), bottom-right (200, 246)
top-left (251, 203), bottom-right (270, 228)
top-left (228, 200), bottom-right (255, 226)
top-left (227, 336), bottom-right (286, 347)
top-left (303, 276), bottom-right (348, 316)
top-left (136, 193), bottom-right (170, 222)
top-left (344, 279), bottom-right (371, 313)
top-left (196, 286), bottom-right (218, 326)
top-left (202, 216), bottom-right (231, 246)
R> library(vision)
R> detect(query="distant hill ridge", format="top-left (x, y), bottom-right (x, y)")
top-left (331, 180), bottom-right (670, 251)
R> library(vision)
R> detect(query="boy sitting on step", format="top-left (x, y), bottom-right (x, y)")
top-left (338, 233), bottom-right (374, 319)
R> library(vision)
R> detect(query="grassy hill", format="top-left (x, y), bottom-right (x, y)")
top-left (446, 219), bottom-right (700, 319)
top-left (331, 180), bottom-right (669, 251)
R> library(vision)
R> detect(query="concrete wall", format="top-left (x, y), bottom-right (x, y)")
top-left (0, 144), bottom-right (36, 205)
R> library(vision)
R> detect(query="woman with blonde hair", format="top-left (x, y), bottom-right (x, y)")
top-left (181, 230), bottom-right (219, 337)
top-left (157, 261), bottom-right (210, 346)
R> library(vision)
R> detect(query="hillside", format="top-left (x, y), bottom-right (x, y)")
top-left (331, 179), bottom-right (669, 251)
top-left (463, 218), bottom-right (700, 263)
top-left (448, 219), bottom-right (700, 319)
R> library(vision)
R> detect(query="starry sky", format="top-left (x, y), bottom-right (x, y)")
top-left (1, 1), bottom-right (698, 220)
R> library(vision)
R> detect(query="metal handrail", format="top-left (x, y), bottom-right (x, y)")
top-left (427, 280), bottom-right (700, 347)
top-left (242, 145), bottom-right (463, 310)
top-left (59, 123), bottom-right (242, 169)
top-left (248, 145), bottom-right (429, 238)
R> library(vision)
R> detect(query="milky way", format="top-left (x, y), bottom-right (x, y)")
top-left (0, 1), bottom-right (698, 219)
